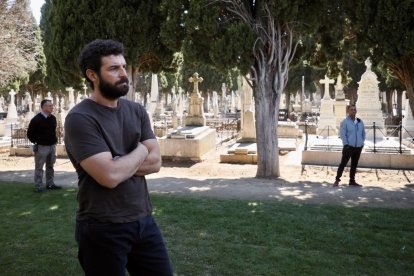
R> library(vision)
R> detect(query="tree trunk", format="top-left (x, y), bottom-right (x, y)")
top-left (253, 64), bottom-right (280, 177)
top-left (126, 65), bottom-right (137, 102)
top-left (222, 2), bottom-right (296, 178)
top-left (385, 89), bottom-right (393, 117)
top-left (389, 55), bottom-right (414, 119)
top-left (397, 90), bottom-right (403, 118)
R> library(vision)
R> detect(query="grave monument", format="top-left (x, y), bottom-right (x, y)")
top-left (317, 75), bottom-right (337, 136)
top-left (356, 58), bottom-right (385, 139)
top-left (158, 72), bottom-right (216, 162)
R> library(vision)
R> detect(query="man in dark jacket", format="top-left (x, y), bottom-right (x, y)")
top-left (27, 99), bottom-right (61, 192)
top-left (333, 105), bottom-right (366, 187)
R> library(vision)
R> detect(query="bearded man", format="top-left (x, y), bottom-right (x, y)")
top-left (64, 39), bottom-right (172, 276)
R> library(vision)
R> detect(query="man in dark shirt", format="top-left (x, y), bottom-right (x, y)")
top-left (27, 99), bottom-right (61, 193)
top-left (64, 39), bottom-right (172, 275)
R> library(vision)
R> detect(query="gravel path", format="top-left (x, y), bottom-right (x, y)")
top-left (0, 142), bottom-right (413, 208)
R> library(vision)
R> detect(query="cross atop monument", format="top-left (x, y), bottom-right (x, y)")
top-left (320, 75), bottom-right (334, 100)
top-left (365, 57), bottom-right (372, 71)
top-left (189, 72), bottom-right (203, 95)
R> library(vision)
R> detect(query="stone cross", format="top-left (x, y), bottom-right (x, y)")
top-left (365, 57), bottom-right (372, 71)
top-left (9, 89), bottom-right (16, 102)
top-left (189, 72), bottom-right (203, 95)
top-left (320, 75), bottom-right (334, 100)
top-left (6, 89), bottom-right (18, 123)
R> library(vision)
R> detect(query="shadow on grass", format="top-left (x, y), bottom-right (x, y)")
top-left (1, 181), bottom-right (414, 275)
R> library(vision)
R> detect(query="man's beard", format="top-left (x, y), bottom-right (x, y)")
top-left (99, 75), bottom-right (129, 100)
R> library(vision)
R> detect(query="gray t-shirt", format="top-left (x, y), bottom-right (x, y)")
top-left (64, 98), bottom-right (155, 223)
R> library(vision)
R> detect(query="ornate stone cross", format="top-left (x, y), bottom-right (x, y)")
top-left (189, 72), bottom-right (203, 95)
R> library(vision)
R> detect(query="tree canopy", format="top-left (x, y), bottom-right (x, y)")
top-left (38, 0), bottom-right (414, 177)
top-left (343, 0), bottom-right (414, 115)
top-left (41, 0), bottom-right (176, 90)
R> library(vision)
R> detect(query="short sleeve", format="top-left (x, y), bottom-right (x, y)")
top-left (138, 106), bottom-right (156, 142)
top-left (64, 112), bottom-right (111, 163)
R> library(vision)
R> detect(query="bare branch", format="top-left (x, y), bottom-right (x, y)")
top-left (0, 0), bottom-right (38, 86)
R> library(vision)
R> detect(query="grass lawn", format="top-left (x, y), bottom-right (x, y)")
top-left (0, 182), bottom-right (413, 275)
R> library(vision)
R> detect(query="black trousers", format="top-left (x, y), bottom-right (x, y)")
top-left (335, 145), bottom-right (363, 183)
top-left (75, 215), bottom-right (173, 276)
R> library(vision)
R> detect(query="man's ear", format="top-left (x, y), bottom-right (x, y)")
top-left (86, 69), bottom-right (98, 83)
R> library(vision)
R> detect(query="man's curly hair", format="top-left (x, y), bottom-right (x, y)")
top-left (78, 39), bottom-right (124, 89)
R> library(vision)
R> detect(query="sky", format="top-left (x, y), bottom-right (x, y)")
top-left (30, 0), bottom-right (45, 24)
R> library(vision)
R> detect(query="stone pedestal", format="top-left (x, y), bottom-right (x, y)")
top-left (184, 73), bottom-right (206, 126)
top-left (159, 126), bottom-right (216, 162)
top-left (0, 122), bottom-right (18, 137)
top-left (333, 100), bottom-right (349, 127)
top-left (220, 142), bottom-right (257, 164)
top-left (317, 99), bottom-right (337, 136)
top-left (403, 98), bottom-right (414, 139)
top-left (184, 93), bottom-right (206, 126)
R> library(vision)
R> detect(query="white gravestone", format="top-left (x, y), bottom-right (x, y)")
top-left (333, 75), bottom-right (349, 127)
top-left (317, 75), bottom-right (337, 136)
top-left (25, 92), bottom-right (35, 120)
top-left (356, 58), bottom-right (385, 139)
top-left (221, 83), bottom-right (227, 110)
top-left (6, 89), bottom-right (18, 123)
top-left (66, 87), bottom-right (75, 111)
top-left (239, 76), bottom-right (256, 142)
top-left (212, 91), bottom-right (219, 118)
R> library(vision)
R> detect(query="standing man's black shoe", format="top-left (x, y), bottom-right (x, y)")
top-left (349, 182), bottom-right (362, 187)
top-left (46, 184), bottom-right (62, 190)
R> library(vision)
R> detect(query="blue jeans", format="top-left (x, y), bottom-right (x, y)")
top-left (75, 215), bottom-right (173, 276)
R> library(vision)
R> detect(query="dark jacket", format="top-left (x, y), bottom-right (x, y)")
top-left (27, 113), bottom-right (57, 145)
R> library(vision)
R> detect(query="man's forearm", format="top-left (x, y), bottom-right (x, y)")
top-left (135, 151), bottom-right (161, 176)
top-left (80, 142), bottom-right (149, 189)
top-left (134, 139), bottom-right (161, 176)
